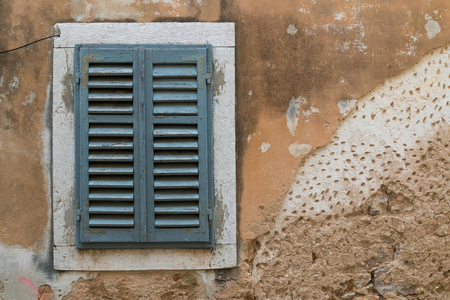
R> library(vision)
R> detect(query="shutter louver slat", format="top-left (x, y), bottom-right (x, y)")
top-left (89, 215), bottom-right (134, 228)
top-left (86, 61), bottom-right (136, 231)
top-left (154, 190), bottom-right (200, 201)
top-left (153, 91), bottom-right (197, 102)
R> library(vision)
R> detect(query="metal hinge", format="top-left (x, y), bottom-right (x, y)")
top-left (206, 72), bottom-right (211, 84)
top-left (76, 209), bottom-right (81, 222)
top-left (75, 74), bottom-right (80, 84)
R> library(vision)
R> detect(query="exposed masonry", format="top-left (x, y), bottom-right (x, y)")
top-left (248, 44), bottom-right (450, 298)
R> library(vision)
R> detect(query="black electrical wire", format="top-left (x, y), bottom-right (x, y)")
top-left (0, 35), bottom-right (60, 55)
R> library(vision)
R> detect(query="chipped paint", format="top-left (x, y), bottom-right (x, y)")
top-left (260, 142), bottom-right (271, 153)
top-left (425, 14), bottom-right (441, 39)
top-left (302, 105), bottom-right (319, 122)
top-left (287, 24), bottom-right (298, 36)
top-left (288, 142), bottom-right (312, 158)
top-left (9, 76), bottom-right (19, 89)
top-left (334, 12), bottom-right (346, 21)
top-left (285, 96), bottom-right (306, 136)
top-left (337, 99), bottom-right (357, 117)
top-left (22, 92), bottom-right (36, 106)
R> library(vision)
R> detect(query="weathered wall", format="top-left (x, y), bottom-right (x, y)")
top-left (0, 0), bottom-right (449, 299)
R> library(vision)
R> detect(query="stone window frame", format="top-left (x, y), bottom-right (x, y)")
top-left (52, 22), bottom-right (236, 270)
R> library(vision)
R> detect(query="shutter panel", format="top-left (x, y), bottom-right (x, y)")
top-left (147, 47), bottom-right (213, 244)
top-left (76, 47), bottom-right (141, 246)
top-left (75, 45), bottom-right (213, 248)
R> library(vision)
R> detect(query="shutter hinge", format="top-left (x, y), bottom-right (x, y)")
top-left (76, 209), bottom-right (81, 222)
top-left (75, 74), bottom-right (80, 84)
top-left (205, 72), bottom-right (211, 84)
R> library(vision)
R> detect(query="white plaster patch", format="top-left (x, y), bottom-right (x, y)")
top-left (337, 99), bottom-right (357, 117)
top-left (334, 12), bottom-right (346, 20)
top-left (286, 96), bottom-right (307, 136)
top-left (248, 90), bottom-right (253, 96)
top-left (287, 24), bottom-right (298, 36)
top-left (277, 44), bottom-right (450, 226)
top-left (302, 105), bottom-right (319, 122)
top-left (260, 142), bottom-right (271, 153)
top-left (9, 76), bottom-right (19, 89)
top-left (0, 76), bottom-right (3, 87)
top-left (288, 143), bottom-right (312, 158)
top-left (247, 135), bottom-right (252, 142)
top-left (22, 92), bottom-right (36, 106)
top-left (425, 14), bottom-right (441, 39)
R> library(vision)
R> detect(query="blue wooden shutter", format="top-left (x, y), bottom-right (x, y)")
top-left (75, 46), bottom-right (142, 247)
top-left (146, 46), bottom-right (213, 245)
top-left (75, 45), bottom-right (213, 248)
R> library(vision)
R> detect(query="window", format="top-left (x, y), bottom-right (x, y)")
top-left (75, 44), bottom-right (214, 249)
top-left (53, 23), bottom-right (236, 270)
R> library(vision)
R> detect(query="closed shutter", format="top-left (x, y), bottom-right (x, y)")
top-left (147, 47), bottom-right (213, 244)
top-left (75, 45), bottom-right (213, 248)
top-left (76, 47), bottom-right (141, 245)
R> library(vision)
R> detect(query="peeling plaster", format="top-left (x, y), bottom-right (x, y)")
top-left (288, 143), bottom-right (312, 158)
top-left (285, 96), bottom-right (306, 136)
top-left (22, 92), bottom-right (36, 106)
top-left (287, 24), bottom-right (298, 36)
top-left (302, 105), bottom-right (319, 122)
top-left (8, 76), bottom-right (19, 89)
top-left (337, 99), bottom-right (357, 117)
top-left (425, 14), bottom-right (441, 39)
top-left (260, 142), bottom-right (271, 153)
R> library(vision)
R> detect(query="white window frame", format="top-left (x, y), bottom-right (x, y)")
top-left (52, 23), bottom-right (236, 270)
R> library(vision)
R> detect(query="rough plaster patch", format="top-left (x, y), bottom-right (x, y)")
top-left (285, 96), bottom-right (306, 136)
top-left (288, 143), bottom-right (312, 158)
top-left (248, 90), bottom-right (252, 96)
top-left (424, 14), bottom-right (441, 39)
top-left (337, 99), bottom-right (357, 117)
top-left (287, 24), bottom-right (298, 36)
top-left (0, 76), bottom-right (3, 87)
top-left (22, 92), bottom-right (36, 106)
top-left (278, 44), bottom-right (449, 224)
top-left (260, 142), bottom-right (271, 153)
